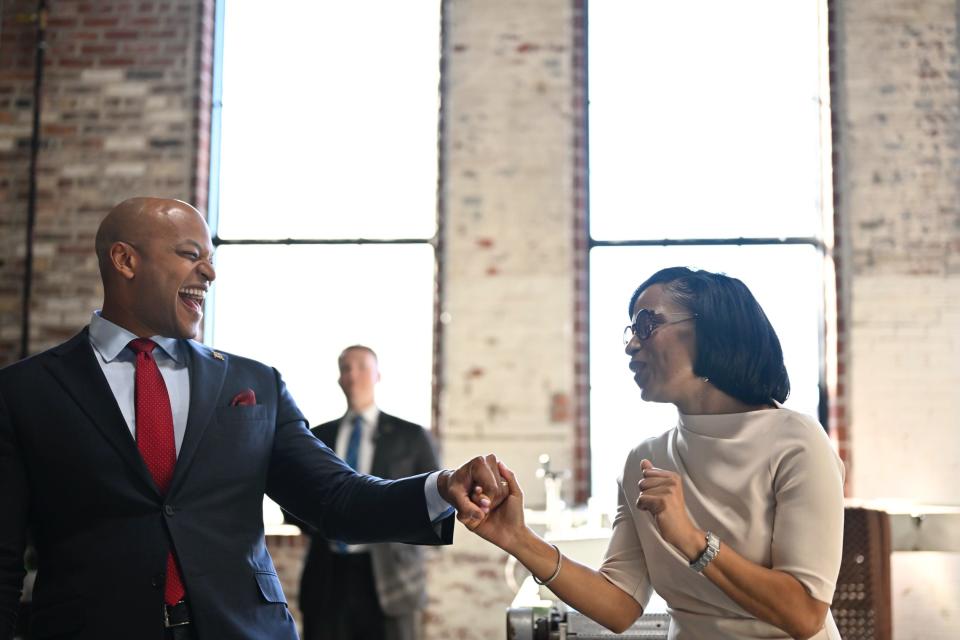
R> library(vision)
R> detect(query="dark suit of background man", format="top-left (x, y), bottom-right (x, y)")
top-left (296, 345), bottom-right (440, 640)
top-left (0, 197), bottom-right (505, 640)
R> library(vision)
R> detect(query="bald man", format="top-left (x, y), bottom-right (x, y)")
top-left (0, 197), bottom-right (506, 640)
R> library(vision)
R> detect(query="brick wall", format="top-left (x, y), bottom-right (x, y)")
top-left (827, 0), bottom-right (851, 487)
top-left (429, 0), bottom-right (579, 637)
top-left (832, 1), bottom-right (960, 636)
top-left (832, 0), bottom-right (960, 503)
top-left (0, 0), bottom-right (213, 361)
top-left (5, 0), bottom-right (960, 638)
top-left (0, 0), bottom-right (37, 365)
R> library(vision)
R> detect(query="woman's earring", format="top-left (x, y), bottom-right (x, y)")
top-left (701, 376), bottom-right (710, 383)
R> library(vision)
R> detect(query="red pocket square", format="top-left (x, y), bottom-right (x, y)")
top-left (230, 389), bottom-right (256, 406)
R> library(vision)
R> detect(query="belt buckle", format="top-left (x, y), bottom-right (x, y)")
top-left (164, 600), bottom-right (191, 628)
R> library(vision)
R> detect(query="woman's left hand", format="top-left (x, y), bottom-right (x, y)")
top-left (636, 459), bottom-right (703, 560)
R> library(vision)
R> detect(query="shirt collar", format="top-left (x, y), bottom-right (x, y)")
top-left (89, 311), bottom-right (184, 364)
top-left (347, 405), bottom-right (380, 429)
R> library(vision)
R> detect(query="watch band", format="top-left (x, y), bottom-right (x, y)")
top-left (689, 531), bottom-right (720, 573)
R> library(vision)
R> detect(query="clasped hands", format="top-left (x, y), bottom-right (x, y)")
top-left (436, 454), bottom-right (525, 548)
top-left (439, 455), bottom-right (704, 559)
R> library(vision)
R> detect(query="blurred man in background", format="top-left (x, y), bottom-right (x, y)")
top-left (294, 346), bottom-right (440, 640)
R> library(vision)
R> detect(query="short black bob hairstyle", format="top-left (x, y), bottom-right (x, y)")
top-left (628, 266), bottom-right (790, 405)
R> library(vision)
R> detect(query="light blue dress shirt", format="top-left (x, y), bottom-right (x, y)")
top-left (88, 311), bottom-right (190, 455)
top-left (87, 312), bottom-right (453, 523)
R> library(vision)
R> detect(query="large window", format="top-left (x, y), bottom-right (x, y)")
top-left (588, 1), bottom-right (832, 503)
top-left (207, 1), bottom-right (442, 430)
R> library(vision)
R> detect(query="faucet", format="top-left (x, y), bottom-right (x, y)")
top-left (535, 453), bottom-right (569, 518)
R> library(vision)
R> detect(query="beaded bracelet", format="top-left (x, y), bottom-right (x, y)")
top-left (532, 543), bottom-right (563, 587)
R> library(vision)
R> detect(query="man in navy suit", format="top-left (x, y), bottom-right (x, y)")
top-left (293, 345), bottom-right (440, 640)
top-left (0, 197), bottom-right (504, 640)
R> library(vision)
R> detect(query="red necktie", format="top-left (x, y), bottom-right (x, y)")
top-left (128, 338), bottom-right (186, 605)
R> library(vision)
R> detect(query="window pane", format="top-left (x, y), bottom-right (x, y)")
top-left (217, 1), bottom-right (440, 239)
top-left (207, 244), bottom-right (435, 427)
top-left (589, 1), bottom-right (824, 239)
top-left (589, 245), bottom-right (823, 504)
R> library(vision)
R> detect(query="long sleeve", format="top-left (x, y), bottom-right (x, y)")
top-left (266, 371), bottom-right (452, 546)
top-left (0, 390), bottom-right (28, 638)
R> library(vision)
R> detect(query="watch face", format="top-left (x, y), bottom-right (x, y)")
top-left (707, 531), bottom-right (720, 552)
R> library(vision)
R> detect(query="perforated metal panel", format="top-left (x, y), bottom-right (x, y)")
top-left (831, 508), bottom-right (892, 640)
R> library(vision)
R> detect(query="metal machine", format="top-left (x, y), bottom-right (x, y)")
top-left (507, 606), bottom-right (670, 640)
top-left (506, 456), bottom-right (671, 639)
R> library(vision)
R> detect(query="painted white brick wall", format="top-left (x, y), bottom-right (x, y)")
top-left (850, 276), bottom-right (960, 503)
top-left (427, 0), bottom-right (577, 638)
top-left (836, 0), bottom-right (960, 637)
top-left (839, 0), bottom-right (960, 503)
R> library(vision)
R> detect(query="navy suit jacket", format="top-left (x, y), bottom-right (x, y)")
top-left (297, 413), bottom-right (440, 617)
top-left (0, 330), bottom-right (453, 640)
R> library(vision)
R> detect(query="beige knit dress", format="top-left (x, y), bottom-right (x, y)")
top-left (599, 407), bottom-right (845, 639)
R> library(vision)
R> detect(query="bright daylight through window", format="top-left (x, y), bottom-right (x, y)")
top-left (208, 1), bottom-right (441, 442)
top-left (588, 1), bottom-right (832, 504)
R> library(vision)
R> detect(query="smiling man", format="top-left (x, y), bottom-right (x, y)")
top-left (0, 197), bottom-right (506, 640)
top-left (94, 198), bottom-right (214, 342)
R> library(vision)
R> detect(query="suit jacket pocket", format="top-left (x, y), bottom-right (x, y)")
top-left (31, 599), bottom-right (85, 638)
top-left (216, 405), bottom-right (269, 422)
top-left (254, 571), bottom-right (288, 606)
top-left (212, 405), bottom-right (270, 441)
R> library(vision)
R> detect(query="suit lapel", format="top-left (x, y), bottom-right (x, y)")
top-left (45, 329), bottom-right (159, 495)
top-left (370, 412), bottom-right (397, 476)
top-left (169, 340), bottom-right (227, 494)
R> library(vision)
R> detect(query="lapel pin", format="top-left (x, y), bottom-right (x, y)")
top-left (212, 351), bottom-right (224, 361)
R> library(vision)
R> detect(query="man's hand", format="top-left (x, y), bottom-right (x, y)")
top-left (469, 461), bottom-right (526, 550)
top-left (437, 454), bottom-right (509, 526)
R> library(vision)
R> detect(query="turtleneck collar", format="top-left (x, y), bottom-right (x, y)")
top-left (678, 406), bottom-right (781, 439)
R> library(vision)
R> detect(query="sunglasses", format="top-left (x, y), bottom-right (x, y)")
top-left (623, 308), bottom-right (698, 345)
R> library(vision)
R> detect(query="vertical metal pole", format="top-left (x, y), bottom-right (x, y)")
top-left (20, 0), bottom-right (47, 360)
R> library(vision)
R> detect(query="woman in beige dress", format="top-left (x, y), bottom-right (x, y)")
top-left (472, 267), bottom-right (845, 639)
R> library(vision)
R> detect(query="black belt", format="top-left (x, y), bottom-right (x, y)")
top-left (164, 600), bottom-right (191, 628)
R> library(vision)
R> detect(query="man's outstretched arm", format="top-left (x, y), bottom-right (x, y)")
top-left (266, 371), bottom-right (507, 544)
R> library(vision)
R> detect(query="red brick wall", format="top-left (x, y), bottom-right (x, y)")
top-left (0, 0), bottom-right (37, 365)
top-left (827, 0), bottom-right (851, 493)
top-left (0, 0), bottom-right (214, 364)
top-left (570, 0), bottom-right (589, 504)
